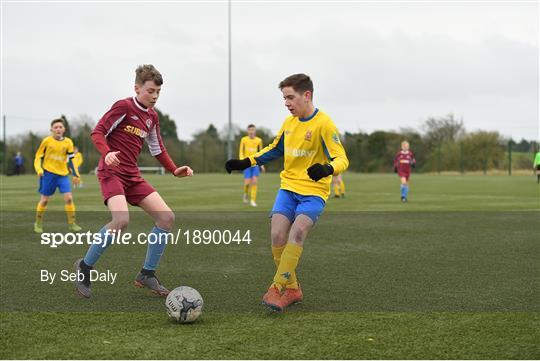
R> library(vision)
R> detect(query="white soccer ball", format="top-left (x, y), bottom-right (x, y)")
top-left (165, 286), bottom-right (203, 323)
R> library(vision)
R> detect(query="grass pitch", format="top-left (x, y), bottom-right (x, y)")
top-left (1, 173), bottom-right (539, 359)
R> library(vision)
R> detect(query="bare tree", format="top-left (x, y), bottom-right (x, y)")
top-left (422, 114), bottom-right (465, 147)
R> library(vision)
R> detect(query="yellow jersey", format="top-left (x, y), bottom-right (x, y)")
top-left (239, 136), bottom-right (263, 159)
top-left (34, 136), bottom-right (78, 177)
top-left (248, 109), bottom-right (349, 200)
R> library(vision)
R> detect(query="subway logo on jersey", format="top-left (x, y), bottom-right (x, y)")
top-left (286, 148), bottom-right (316, 157)
top-left (124, 125), bottom-right (148, 138)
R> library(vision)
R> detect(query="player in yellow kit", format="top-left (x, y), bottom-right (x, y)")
top-left (239, 125), bottom-right (264, 206)
top-left (332, 173), bottom-right (346, 198)
top-left (72, 146), bottom-right (84, 188)
top-left (34, 118), bottom-right (81, 233)
top-left (226, 74), bottom-right (349, 312)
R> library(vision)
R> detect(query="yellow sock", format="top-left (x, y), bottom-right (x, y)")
top-left (272, 245), bottom-right (299, 289)
top-left (36, 202), bottom-right (47, 225)
top-left (65, 203), bottom-right (76, 225)
top-left (340, 180), bottom-right (346, 194)
top-left (251, 184), bottom-right (258, 202)
top-left (243, 184), bottom-right (249, 195)
top-left (271, 245), bottom-right (286, 268)
top-left (273, 243), bottom-right (302, 290)
top-left (333, 183), bottom-right (340, 196)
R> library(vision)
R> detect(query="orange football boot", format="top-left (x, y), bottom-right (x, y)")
top-left (281, 284), bottom-right (303, 308)
top-left (262, 285), bottom-right (284, 312)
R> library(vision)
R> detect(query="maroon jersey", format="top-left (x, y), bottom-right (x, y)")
top-left (394, 150), bottom-right (416, 174)
top-left (91, 97), bottom-right (176, 176)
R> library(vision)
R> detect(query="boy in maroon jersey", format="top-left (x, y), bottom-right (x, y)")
top-left (74, 65), bottom-right (193, 298)
top-left (393, 140), bottom-right (416, 202)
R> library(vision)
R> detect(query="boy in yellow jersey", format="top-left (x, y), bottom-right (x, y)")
top-left (34, 118), bottom-right (81, 233)
top-left (239, 124), bottom-right (264, 207)
top-left (72, 146), bottom-right (84, 188)
top-left (226, 74), bottom-right (349, 312)
top-left (332, 173), bottom-right (346, 198)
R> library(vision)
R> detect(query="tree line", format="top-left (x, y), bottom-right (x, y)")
top-left (2, 112), bottom-right (538, 175)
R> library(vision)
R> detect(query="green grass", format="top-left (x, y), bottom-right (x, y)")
top-left (2, 173), bottom-right (538, 211)
top-left (2, 312), bottom-right (537, 359)
top-left (1, 173), bottom-right (539, 359)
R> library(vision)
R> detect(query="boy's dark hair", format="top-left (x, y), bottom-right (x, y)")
top-left (135, 64), bottom-right (163, 86)
top-left (279, 73), bottom-right (313, 97)
top-left (50, 118), bottom-right (65, 127)
top-left (247, 124), bottom-right (256, 129)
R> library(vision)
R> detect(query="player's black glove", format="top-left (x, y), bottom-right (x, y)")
top-left (394, 166), bottom-right (398, 173)
top-left (225, 158), bottom-right (251, 174)
top-left (411, 163), bottom-right (416, 169)
top-left (307, 163), bottom-right (334, 181)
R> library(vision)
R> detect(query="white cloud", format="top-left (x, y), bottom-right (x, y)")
top-left (2, 1), bottom-right (538, 141)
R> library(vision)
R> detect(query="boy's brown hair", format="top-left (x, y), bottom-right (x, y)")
top-left (135, 64), bottom-right (163, 86)
top-left (50, 118), bottom-right (65, 127)
top-left (279, 73), bottom-right (313, 97)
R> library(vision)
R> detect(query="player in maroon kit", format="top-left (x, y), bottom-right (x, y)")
top-left (74, 65), bottom-right (193, 298)
top-left (393, 140), bottom-right (416, 202)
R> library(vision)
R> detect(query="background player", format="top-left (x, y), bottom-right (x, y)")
top-left (33, 118), bottom-right (81, 233)
top-left (226, 74), bottom-right (349, 312)
top-left (534, 150), bottom-right (540, 183)
top-left (239, 124), bottom-right (264, 206)
top-left (74, 64), bottom-right (193, 299)
top-left (332, 173), bottom-right (346, 198)
top-left (72, 146), bottom-right (83, 188)
top-left (394, 140), bottom-right (416, 202)
top-left (14, 151), bottom-right (24, 175)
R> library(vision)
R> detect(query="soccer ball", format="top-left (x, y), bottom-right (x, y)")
top-left (165, 286), bottom-right (203, 323)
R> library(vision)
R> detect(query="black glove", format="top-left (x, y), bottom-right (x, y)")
top-left (307, 163), bottom-right (334, 181)
top-left (225, 158), bottom-right (252, 174)
top-left (394, 166), bottom-right (398, 173)
top-left (411, 163), bottom-right (416, 169)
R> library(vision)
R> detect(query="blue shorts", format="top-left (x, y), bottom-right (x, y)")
top-left (270, 189), bottom-right (326, 223)
top-left (243, 166), bottom-right (260, 179)
top-left (38, 170), bottom-right (71, 196)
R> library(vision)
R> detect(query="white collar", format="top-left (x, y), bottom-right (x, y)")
top-left (132, 97), bottom-right (149, 112)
